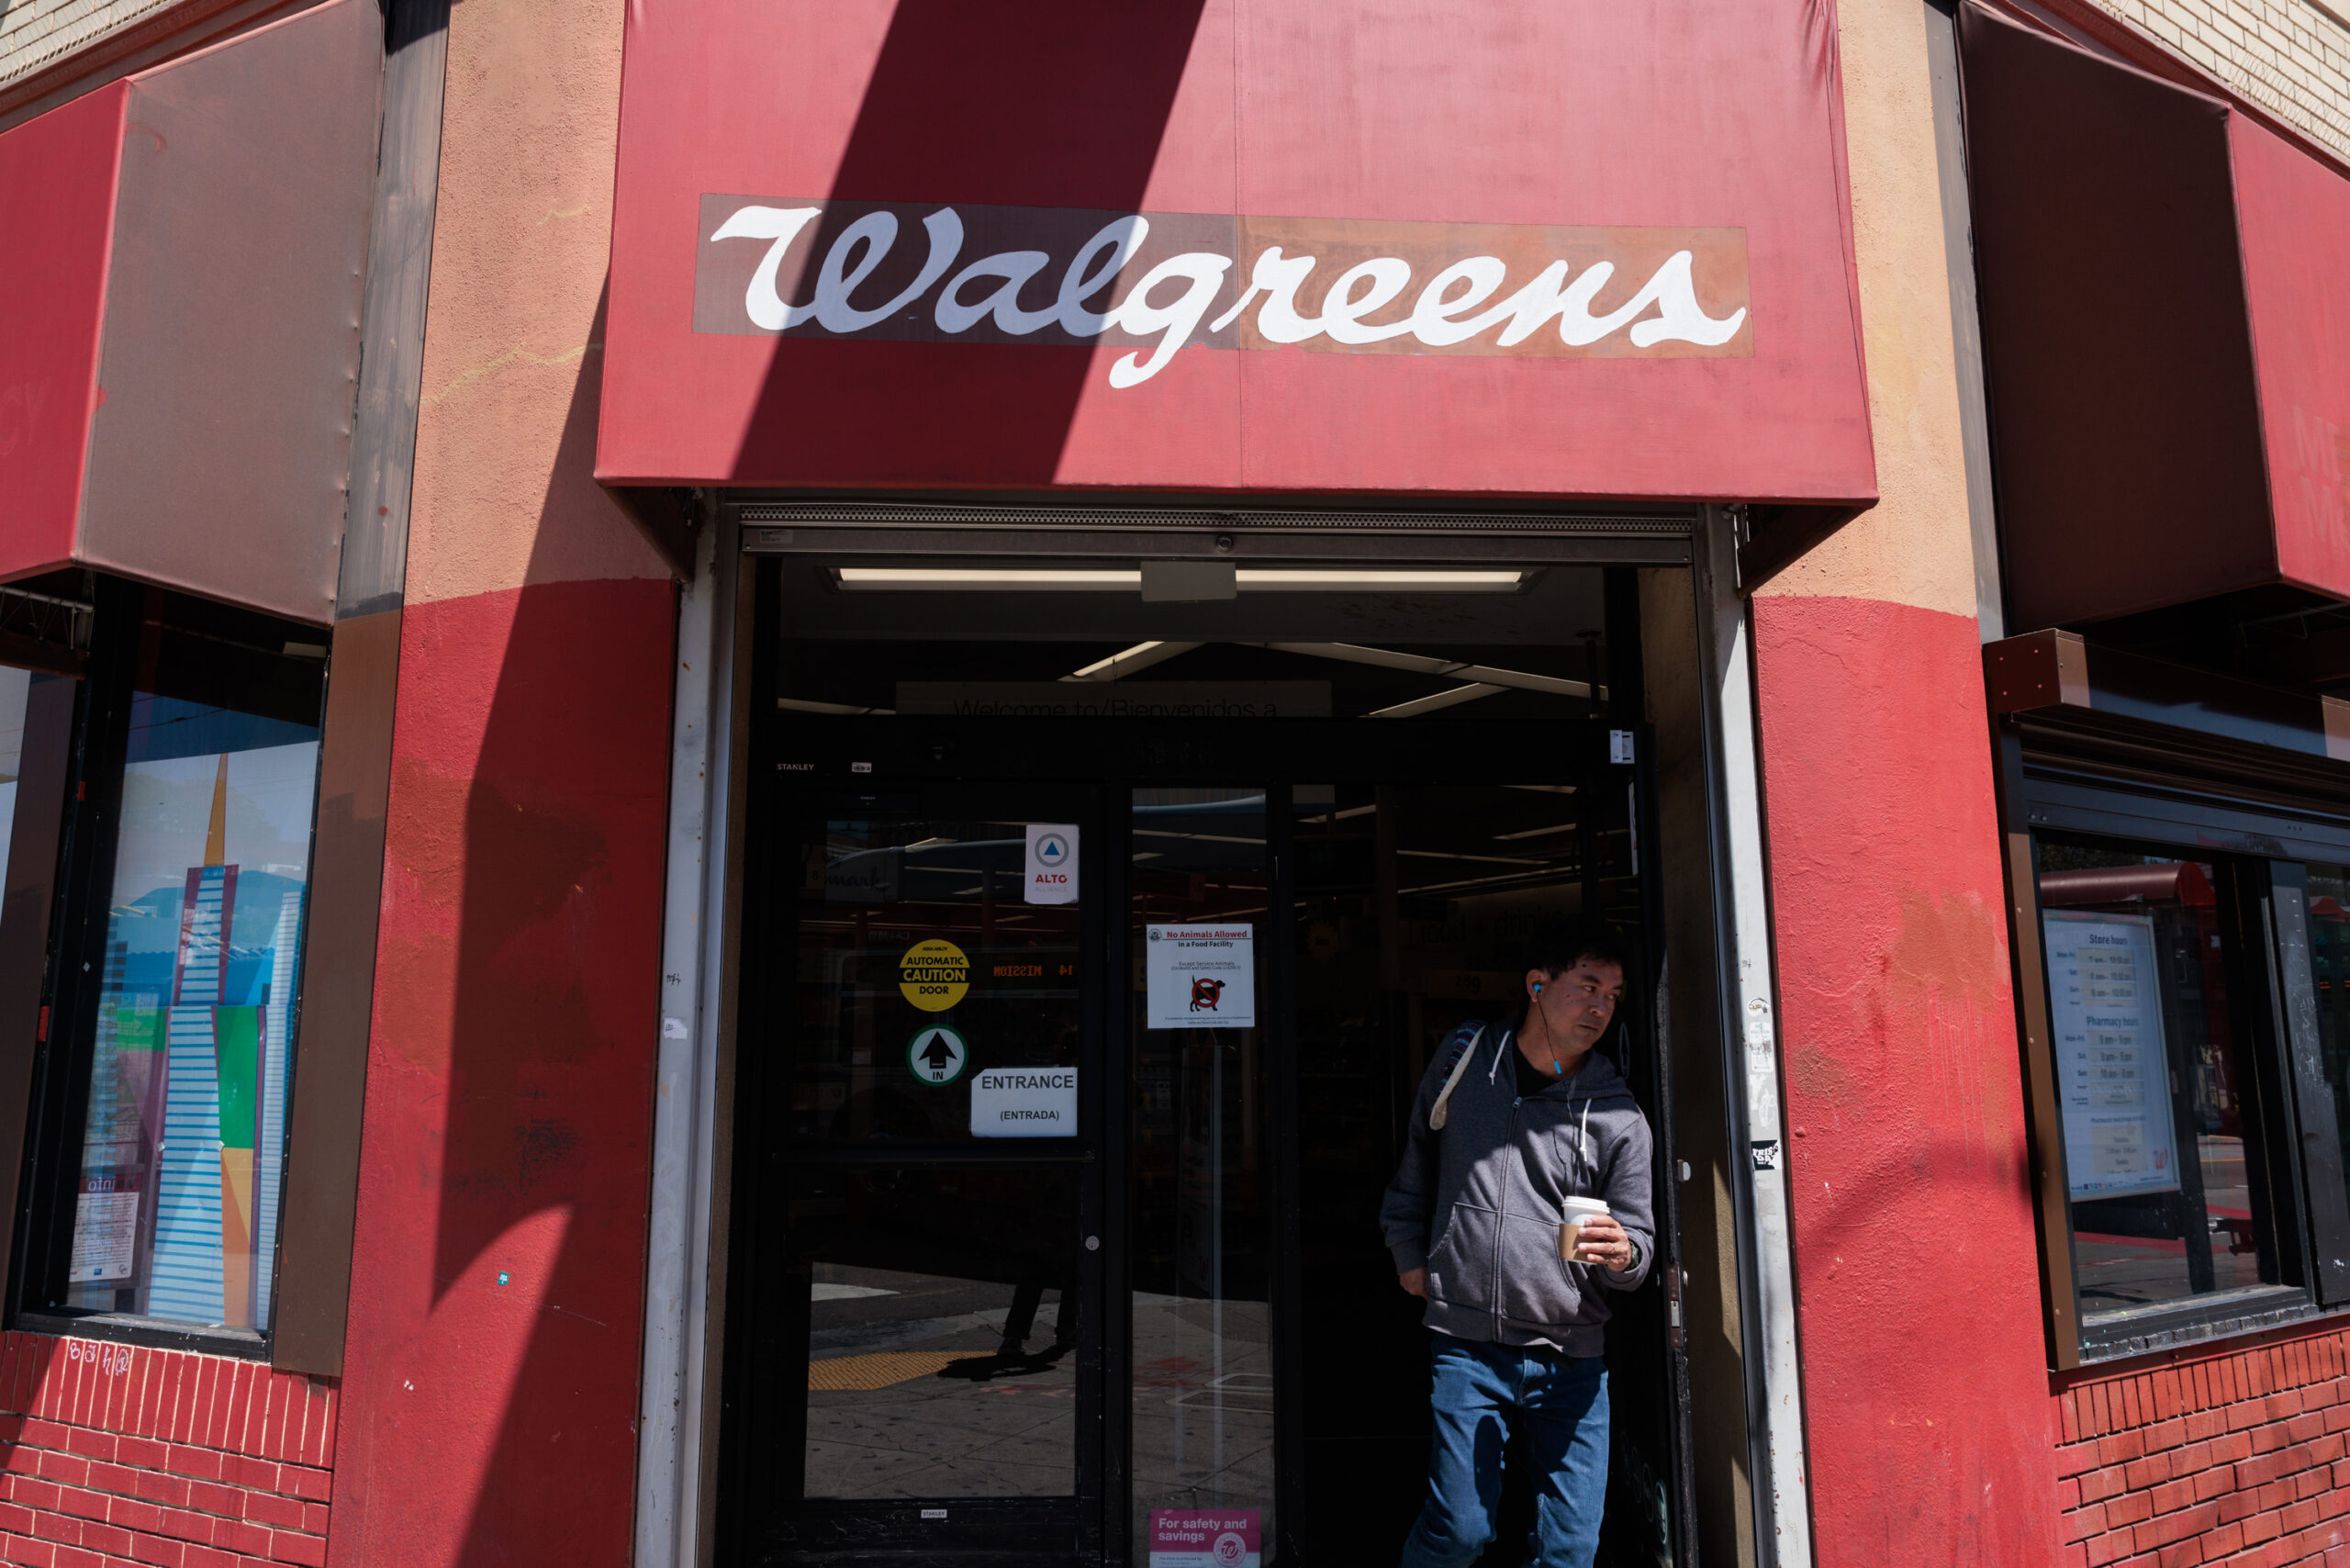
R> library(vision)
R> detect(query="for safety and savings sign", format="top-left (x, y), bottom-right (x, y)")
top-left (1149, 1510), bottom-right (1260, 1568)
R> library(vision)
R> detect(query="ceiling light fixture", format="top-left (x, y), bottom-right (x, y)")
top-left (1237, 569), bottom-right (1524, 591)
top-left (837, 567), bottom-right (1141, 589)
top-left (777, 695), bottom-right (893, 715)
top-left (1255, 642), bottom-right (1605, 701)
top-left (1063, 641), bottom-right (1202, 681)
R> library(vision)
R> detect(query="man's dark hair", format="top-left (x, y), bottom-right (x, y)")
top-left (1522, 918), bottom-right (1631, 980)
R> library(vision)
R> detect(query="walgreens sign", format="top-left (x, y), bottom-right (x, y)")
top-left (694, 197), bottom-right (1751, 388)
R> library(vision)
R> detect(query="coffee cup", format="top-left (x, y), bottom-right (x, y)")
top-left (1560, 1197), bottom-right (1612, 1262)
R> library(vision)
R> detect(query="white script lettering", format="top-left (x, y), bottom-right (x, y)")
top-left (1108, 252), bottom-right (1234, 387)
top-left (707, 202), bottom-right (1750, 387)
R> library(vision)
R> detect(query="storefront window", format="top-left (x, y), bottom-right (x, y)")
top-left (2034, 835), bottom-right (2277, 1322)
top-left (2294, 865), bottom-right (2350, 1249)
top-left (11, 582), bottom-right (329, 1344)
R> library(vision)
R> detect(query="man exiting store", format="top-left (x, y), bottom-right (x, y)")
top-left (1381, 923), bottom-right (1655, 1568)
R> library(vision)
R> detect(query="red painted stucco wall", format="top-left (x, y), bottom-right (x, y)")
top-left (1752, 594), bottom-right (2061, 1563)
top-left (327, 580), bottom-right (672, 1567)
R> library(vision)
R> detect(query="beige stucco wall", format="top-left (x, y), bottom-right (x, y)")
top-left (1758, 0), bottom-right (1981, 617)
top-left (2088, 0), bottom-right (2350, 162)
top-left (400, 0), bottom-right (666, 606)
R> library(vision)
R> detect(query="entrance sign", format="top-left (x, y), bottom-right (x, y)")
top-left (905, 1025), bottom-right (968, 1087)
top-left (1148, 1510), bottom-right (1261, 1568)
top-left (969, 1067), bottom-right (1077, 1137)
top-left (1147, 925), bottom-right (1257, 1029)
top-left (1024, 823), bottom-right (1079, 905)
top-left (899, 939), bottom-right (971, 1012)
top-left (2043, 912), bottom-right (2180, 1198)
top-left (697, 198), bottom-right (1751, 386)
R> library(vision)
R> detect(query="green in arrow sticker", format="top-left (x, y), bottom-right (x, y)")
top-left (906, 1025), bottom-right (969, 1087)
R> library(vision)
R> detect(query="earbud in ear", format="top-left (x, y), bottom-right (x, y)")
top-left (1534, 982), bottom-right (1543, 993)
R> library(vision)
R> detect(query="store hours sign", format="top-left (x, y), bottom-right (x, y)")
top-left (2043, 911), bottom-right (2180, 1199)
top-left (694, 197), bottom-right (1752, 387)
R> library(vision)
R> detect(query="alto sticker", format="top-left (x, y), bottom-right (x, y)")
top-left (695, 197), bottom-right (1751, 388)
top-left (906, 1025), bottom-right (968, 1087)
top-left (1025, 822), bottom-right (1079, 905)
top-left (899, 938), bottom-right (970, 1012)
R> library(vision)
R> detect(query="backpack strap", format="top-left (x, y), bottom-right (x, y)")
top-left (1427, 1025), bottom-right (1487, 1131)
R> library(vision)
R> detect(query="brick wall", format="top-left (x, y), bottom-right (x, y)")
top-left (2056, 1325), bottom-right (2350, 1568)
top-left (2085, 0), bottom-right (2350, 162)
top-left (0, 1332), bottom-right (335, 1568)
top-left (0, 0), bottom-right (187, 93)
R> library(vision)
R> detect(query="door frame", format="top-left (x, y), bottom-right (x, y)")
top-left (643, 529), bottom-right (1768, 1568)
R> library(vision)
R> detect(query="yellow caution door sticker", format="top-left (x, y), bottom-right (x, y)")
top-left (899, 938), bottom-right (970, 1012)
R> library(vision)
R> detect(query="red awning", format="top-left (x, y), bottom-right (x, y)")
top-left (0, 0), bottom-right (380, 626)
top-left (1959, 3), bottom-right (2350, 631)
top-left (596, 0), bottom-right (1877, 513)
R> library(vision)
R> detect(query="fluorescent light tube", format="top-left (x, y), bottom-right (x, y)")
top-left (836, 566), bottom-right (1527, 592)
top-left (837, 567), bottom-right (1141, 589)
top-left (1235, 569), bottom-right (1525, 591)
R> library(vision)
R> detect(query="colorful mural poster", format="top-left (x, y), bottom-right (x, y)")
top-left (66, 696), bottom-right (317, 1327)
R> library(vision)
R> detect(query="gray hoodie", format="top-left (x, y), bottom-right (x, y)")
top-left (1381, 1019), bottom-right (1656, 1357)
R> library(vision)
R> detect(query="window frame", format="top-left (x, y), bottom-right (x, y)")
top-left (2002, 722), bottom-right (2350, 1366)
top-left (7, 577), bottom-right (330, 1359)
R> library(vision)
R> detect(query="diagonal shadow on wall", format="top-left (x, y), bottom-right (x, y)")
top-left (727, 0), bottom-right (1215, 486)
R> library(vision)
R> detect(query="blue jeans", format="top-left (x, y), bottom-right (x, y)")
top-left (1399, 1335), bottom-right (1610, 1568)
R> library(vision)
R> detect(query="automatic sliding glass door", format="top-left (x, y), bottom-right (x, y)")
top-left (727, 691), bottom-right (1673, 1567)
top-left (1127, 789), bottom-right (1280, 1567)
top-left (735, 782), bottom-right (1107, 1560)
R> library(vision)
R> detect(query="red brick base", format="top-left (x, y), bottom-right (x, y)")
top-left (2056, 1325), bottom-right (2350, 1568)
top-left (0, 1332), bottom-right (334, 1568)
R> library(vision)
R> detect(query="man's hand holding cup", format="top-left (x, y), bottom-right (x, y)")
top-left (1560, 1197), bottom-right (1629, 1270)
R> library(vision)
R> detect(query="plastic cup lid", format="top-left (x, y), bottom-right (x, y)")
top-left (1560, 1197), bottom-right (1611, 1216)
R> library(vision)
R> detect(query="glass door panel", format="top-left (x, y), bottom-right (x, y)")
top-left (790, 806), bottom-right (1082, 1144)
top-left (757, 782), bottom-right (1103, 1540)
top-left (795, 1164), bottom-right (1083, 1498)
top-left (1130, 788), bottom-right (1277, 1564)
